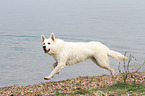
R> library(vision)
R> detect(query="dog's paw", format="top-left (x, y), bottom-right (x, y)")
top-left (44, 76), bottom-right (51, 80)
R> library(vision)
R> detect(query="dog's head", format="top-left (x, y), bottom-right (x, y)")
top-left (41, 33), bottom-right (55, 54)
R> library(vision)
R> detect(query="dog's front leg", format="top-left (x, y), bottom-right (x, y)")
top-left (51, 62), bottom-right (58, 70)
top-left (51, 62), bottom-right (59, 75)
top-left (44, 63), bottom-right (66, 80)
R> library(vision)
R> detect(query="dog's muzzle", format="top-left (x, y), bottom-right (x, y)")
top-left (43, 46), bottom-right (50, 53)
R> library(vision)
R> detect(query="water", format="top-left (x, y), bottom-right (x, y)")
top-left (0, 0), bottom-right (145, 87)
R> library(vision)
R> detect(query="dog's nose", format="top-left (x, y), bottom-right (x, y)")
top-left (43, 46), bottom-right (46, 50)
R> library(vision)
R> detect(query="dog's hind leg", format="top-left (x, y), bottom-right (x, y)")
top-left (91, 54), bottom-right (115, 75)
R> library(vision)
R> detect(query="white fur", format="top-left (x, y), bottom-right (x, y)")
top-left (41, 33), bottom-right (127, 80)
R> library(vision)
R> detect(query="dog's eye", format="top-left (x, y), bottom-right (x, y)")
top-left (43, 43), bottom-right (45, 45)
top-left (48, 42), bottom-right (51, 44)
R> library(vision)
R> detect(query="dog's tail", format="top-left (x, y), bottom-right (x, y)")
top-left (107, 50), bottom-right (127, 61)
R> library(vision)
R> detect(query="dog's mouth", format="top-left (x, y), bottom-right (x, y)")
top-left (43, 46), bottom-right (50, 53)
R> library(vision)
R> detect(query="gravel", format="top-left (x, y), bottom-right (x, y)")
top-left (0, 72), bottom-right (144, 96)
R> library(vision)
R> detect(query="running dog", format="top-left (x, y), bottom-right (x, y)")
top-left (41, 33), bottom-right (127, 80)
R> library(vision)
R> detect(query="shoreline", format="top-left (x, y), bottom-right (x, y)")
top-left (0, 71), bottom-right (144, 95)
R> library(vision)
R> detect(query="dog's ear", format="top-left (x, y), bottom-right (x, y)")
top-left (41, 34), bottom-right (45, 42)
top-left (50, 33), bottom-right (55, 42)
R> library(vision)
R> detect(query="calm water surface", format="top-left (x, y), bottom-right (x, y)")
top-left (0, 0), bottom-right (145, 87)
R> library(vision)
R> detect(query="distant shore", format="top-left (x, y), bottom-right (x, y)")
top-left (0, 72), bottom-right (144, 95)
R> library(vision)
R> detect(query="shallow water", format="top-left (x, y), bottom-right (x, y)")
top-left (0, 0), bottom-right (145, 87)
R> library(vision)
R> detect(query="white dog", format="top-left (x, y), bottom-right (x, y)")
top-left (41, 33), bottom-right (127, 80)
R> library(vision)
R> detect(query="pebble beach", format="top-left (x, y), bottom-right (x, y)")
top-left (0, 72), bottom-right (144, 96)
